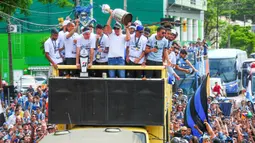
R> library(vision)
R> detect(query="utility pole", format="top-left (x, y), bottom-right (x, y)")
top-left (124, 0), bottom-right (127, 11)
top-left (7, 12), bottom-right (13, 85)
top-left (216, 3), bottom-right (219, 49)
top-left (227, 14), bottom-right (231, 48)
top-left (244, 15), bottom-right (246, 27)
top-left (75, 0), bottom-right (80, 34)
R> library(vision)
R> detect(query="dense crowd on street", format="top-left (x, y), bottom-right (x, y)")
top-left (0, 82), bottom-right (55, 143)
top-left (170, 87), bottom-right (255, 143)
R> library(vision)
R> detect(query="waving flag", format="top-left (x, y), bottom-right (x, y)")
top-left (194, 74), bottom-right (210, 124)
top-left (184, 99), bottom-right (202, 137)
top-left (184, 74), bottom-right (210, 134)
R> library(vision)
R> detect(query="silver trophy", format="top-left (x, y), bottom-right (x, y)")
top-left (101, 4), bottom-right (132, 25)
top-left (80, 47), bottom-right (89, 77)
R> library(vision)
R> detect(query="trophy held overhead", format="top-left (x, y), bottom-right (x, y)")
top-left (102, 4), bottom-right (133, 26)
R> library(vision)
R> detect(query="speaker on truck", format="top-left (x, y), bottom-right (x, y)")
top-left (48, 78), bottom-right (165, 126)
top-left (48, 79), bottom-right (82, 124)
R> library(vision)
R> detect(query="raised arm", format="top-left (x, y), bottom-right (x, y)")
top-left (125, 23), bottom-right (131, 41)
top-left (66, 19), bottom-right (79, 39)
top-left (105, 11), bottom-right (113, 35)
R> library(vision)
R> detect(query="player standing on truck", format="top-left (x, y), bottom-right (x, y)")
top-left (76, 27), bottom-right (96, 76)
top-left (126, 25), bottom-right (148, 78)
top-left (94, 24), bottom-right (110, 77)
top-left (104, 10), bottom-right (131, 78)
top-left (145, 26), bottom-right (168, 78)
top-left (44, 29), bottom-right (64, 77)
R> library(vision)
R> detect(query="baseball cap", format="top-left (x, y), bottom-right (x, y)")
top-left (82, 27), bottom-right (90, 34)
top-left (144, 27), bottom-right (151, 34)
top-left (130, 23), bottom-right (136, 29)
top-left (136, 25), bottom-right (144, 31)
top-left (96, 24), bottom-right (103, 29)
top-left (62, 20), bottom-right (70, 26)
top-left (171, 29), bottom-right (178, 36)
top-left (51, 28), bottom-right (58, 34)
top-left (113, 22), bottom-right (122, 29)
top-left (89, 24), bottom-right (94, 28)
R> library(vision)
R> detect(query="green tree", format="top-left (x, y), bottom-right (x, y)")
top-left (0, 0), bottom-right (73, 84)
top-left (204, 0), bottom-right (255, 44)
top-left (0, 0), bottom-right (73, 16)
top-left (220, 25), bottom-right (255, 55)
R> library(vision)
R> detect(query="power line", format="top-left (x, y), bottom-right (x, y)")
top-left (0, 11), bottom-right (58, 27)
top-left (0, 1), bottom-right (73, 15)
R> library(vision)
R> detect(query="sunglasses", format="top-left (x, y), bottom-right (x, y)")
top-left (162, 32), bottom-right (166, 35)
top-left (114, 28), bottom-right (120, 30)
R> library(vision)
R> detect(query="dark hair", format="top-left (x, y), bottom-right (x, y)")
top-left (165, 28), bottom-right (171, 32)
top-left (190, 136), bottom-right (199, 143)
top-left (157, 26), bottom-right (165, 32)
top-left (180, 49), bottom-right (187, 55)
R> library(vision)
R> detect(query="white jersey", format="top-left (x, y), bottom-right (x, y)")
top-left (168, 51), bottom-right (177, 65)
top-left (96, 34), bottom-right (110, 63)
top-left (64, 32), bottom-right (79, 58)
top-left (108, 32), bottom-right (127, 59)
top-left (58, 31), bottom-right (65, 49)
top-left (77, 33), bottom-right (97, 62)
top-left (44, 38), bottom-right (63, 64)
top-left (127, 34), bottom-right (147, 64)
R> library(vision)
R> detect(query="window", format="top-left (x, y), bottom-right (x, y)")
top-left (191, 0), bottom-right (196, 5)
top-left (133, 132), bottom-right (146, 143)
top-left (209, 58), bottom-right (237, 82)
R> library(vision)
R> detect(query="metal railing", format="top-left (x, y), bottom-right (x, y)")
top-left (53, 65), bottom-right (167, 79)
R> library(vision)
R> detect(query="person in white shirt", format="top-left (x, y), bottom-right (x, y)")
top-left (126, 25), bottom-right (147, 78)
top-left (165, 44), bottom-right (180, 81)
top-left (95, 24), bottom-right (110, 77)
top-left (64, 20), bottom-right (80, 76)
top-left (105, 11), bottom-right (131, 78)
top-left (129, 23), bottom-right (136, 36)
top-left (44, 29), bottom-right (64, 76)
top-left (76, 27), bottom-right (96, 76)
top-left (6, 109), bottom-right (20, 126)
top-left (58, 19), bottom-right (70, 60)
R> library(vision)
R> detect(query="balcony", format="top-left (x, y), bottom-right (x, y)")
top-left (168, 0), bottom-right (207, 11)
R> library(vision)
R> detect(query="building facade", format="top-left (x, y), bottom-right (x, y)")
top-left (167, 0), bottom-right (207, 44)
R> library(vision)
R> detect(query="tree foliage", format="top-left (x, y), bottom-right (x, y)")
top-left (0, 0), bottom-right (73, 16)
top-left (220, 25), bottom-right (255, 55)
top-left (204, 0), bottom-right (255, 41)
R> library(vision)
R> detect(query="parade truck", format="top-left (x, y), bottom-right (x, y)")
top-left (41, 65), bottom-right (172, 143)
top-left (174, 50), bottom-right (209, 98)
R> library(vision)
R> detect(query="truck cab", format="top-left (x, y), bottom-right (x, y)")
top-left (41, 65), bottom-right (172, 143)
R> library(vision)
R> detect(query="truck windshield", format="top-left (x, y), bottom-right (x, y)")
top-left (134, 132), bottom-right (146, 143)
top-left (209, 58), bottom-right (237, 83)
top-left (21, 78), bottom-right (35, 85)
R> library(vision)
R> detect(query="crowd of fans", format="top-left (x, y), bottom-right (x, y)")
top-left (0, 84), bottom-right (56, 143)
top-left (170, 86), bottom-right (255, 143)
